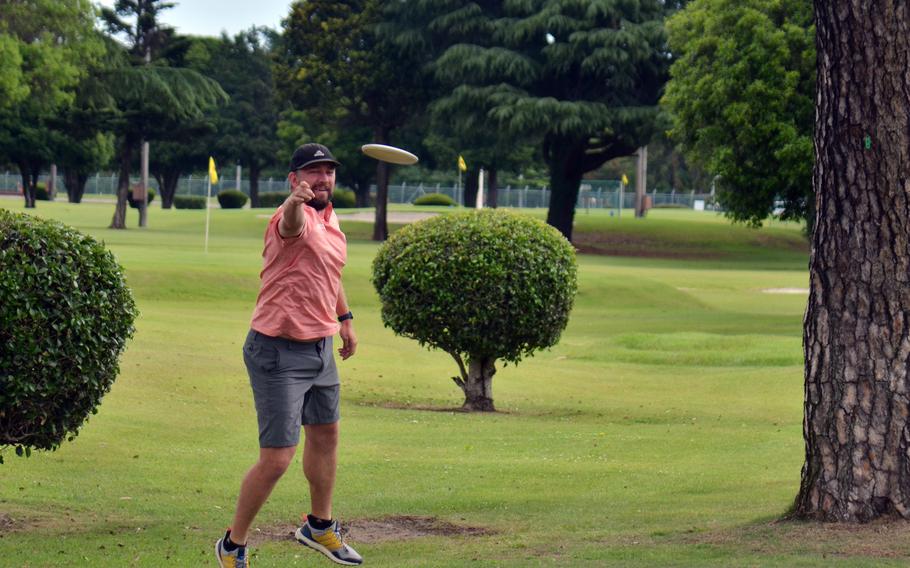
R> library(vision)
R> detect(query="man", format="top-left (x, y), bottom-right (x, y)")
top-left (216, 143), bottom-right (363, 567)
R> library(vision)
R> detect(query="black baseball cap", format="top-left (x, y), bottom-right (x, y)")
top-left (288, 143), bottom-right (341, 171)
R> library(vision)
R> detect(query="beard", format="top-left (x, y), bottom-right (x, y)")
top-left (306, 185), bottom-right (333, 210)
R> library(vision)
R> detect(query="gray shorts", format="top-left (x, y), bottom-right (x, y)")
top-left (243, 329), bottom-right (341, 448)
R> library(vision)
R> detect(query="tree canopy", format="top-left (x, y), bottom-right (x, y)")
top-left (663, 0), bottom-right (814, 226)
top-left (391, 0), bottom-right (671, 240)
top-left (0, 0), bottom-right (104, 207)
top-left (278, 0), bottom-right (431, 240)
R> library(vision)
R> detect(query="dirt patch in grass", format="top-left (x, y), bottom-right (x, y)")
top-left (247, 523), bottom-right (297, 546)
top-left (572, 232), bottom-right (723, 260)
top-left (683, 519), bottom-right (910, 558)
top-left (0, 513), bottom-right (21, 533)
top-left (361, 400), bottom-right (513, 415)
top-left (346, 516), bottom-right (495, 543)
top-left (249, 516), bottom-right (494, 547)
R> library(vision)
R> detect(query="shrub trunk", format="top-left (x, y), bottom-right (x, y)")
top-left (452, 356), bottom-right (496, 412)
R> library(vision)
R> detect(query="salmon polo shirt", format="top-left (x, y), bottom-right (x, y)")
top-left (250, 203), bottom-right (347, 341)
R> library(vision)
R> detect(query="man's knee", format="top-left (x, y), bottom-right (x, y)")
top-left (257, 446), bottom-right (297, 479)
top-left (305, 422), bottom-right (339, 452)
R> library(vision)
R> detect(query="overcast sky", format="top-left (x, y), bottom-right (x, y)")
top-left (96, 0), bottom-right (293, 37)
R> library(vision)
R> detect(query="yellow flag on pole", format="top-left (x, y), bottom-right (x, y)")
top-left (458, 155), bottom-right (467, 172)
top-left (208, 157), bottom-right (219, 185)
top-left (621, 173), bottom-right (629, 185)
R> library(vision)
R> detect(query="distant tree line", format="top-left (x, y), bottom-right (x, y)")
top-left (0, 0), bottom-right (808, 239)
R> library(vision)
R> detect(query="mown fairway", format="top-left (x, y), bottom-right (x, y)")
top-left (2, 200), bottom-right (906, 566)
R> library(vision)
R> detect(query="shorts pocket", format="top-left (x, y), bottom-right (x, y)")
top-left (244, 340), bottom-right (280, 373)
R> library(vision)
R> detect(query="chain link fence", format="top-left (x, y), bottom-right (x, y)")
top-left (0, 171), bottom-right (715, 210)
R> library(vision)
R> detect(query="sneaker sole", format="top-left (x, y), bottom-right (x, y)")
top-left (294, 527), bottom-right (362, 566)
top-left (214, 539), bottom-right (226, 568)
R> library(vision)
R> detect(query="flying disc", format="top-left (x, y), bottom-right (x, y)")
top-left (361, 144), bottom-right (419, 165)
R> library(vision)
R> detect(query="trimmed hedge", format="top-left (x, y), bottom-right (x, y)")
top-left (372, 209), bottom-right (577, 364)
top-left (0, 210), bottom-right (137, 460)
top-left (35, 183), bottom-right (49, 201)
top-left (652, 203), bottom-right (689, 209)
top-left (257, 192), bottom-right (289, 208)
top-left (218, 189), bottom-right (248, 209)
top-left (413, 192), bottom-right (456, 206)
top-left (332, 188), bottom-right (356, 208)
top-left (128, 187), bottom-right (156, 208)
top-left (174, 195), bottom-right (207, 209)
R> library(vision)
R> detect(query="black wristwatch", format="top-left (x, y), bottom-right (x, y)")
top-left (338, 311), bottom-right (353, 322)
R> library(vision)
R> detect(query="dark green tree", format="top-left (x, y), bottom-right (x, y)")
top-left (392, 0), bottom-right (670, 240)
top-left (179, 29), bottom-right (281, 208)
top-left (663, 0), bottom-right (814, 225)
top-left (278, 0), bottom-right (429, 240)
top-left (100, 0), bottom-right (227, 228)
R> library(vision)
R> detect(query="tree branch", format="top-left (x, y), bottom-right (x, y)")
top-left (446, 349), bottom-right (468, 391)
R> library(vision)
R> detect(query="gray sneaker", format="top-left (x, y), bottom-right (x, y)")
top-left (295, 520), bottom-right (363, 565)
top-left (215, 531), bottom-right (249, 568)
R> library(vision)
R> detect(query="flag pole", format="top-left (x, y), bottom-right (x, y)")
top-left (204, 176), bottom-right (212, 253)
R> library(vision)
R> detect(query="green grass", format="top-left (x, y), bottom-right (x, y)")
top-left (1, 199), bottom-right (906, 566)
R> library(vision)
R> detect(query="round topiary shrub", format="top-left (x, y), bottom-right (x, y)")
top-left (128, 187), bottom-right (156, 208)
top-left (256, 191), bottom-right (290, 208)
top-left (0, 210), bottom-right (137, 460)
top-left (34, 183), bottom-right (49, 201)
top-left (372, 210), bottom-right (577, 411)
top-left (174, 195), bottom-right (207, 209)
top-left (332, 188), bottom-right (356, 208)
top-left (218, 189), bottom-right (248, 209)
top-left (413, 192), bottom-right (456, 206)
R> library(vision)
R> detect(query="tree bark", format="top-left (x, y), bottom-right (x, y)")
top-left (64, 171), bottom-right (87, 204)
top-left (110, 139), bottom-right (133, 229)
top-left (463, 167), bottom-right (479, 207)
top-left (449, 353), bottom-right (496, 412)
top-left (154, 170), bottom-right (180, 209)
top-left (18, 165), bottom-right (35, 209)
top-left (462, 358), bottom-right (496, 412)
top-left (794, 1), bottom-right (910, 522)
top-left (487, 167), bottom-right (498, 208)
top-left (249, 163), bottom-right (261, 209)
top-left (545, 139), bottom-right (584, 241)
top-left (372, 126), bottom-right (391, 241)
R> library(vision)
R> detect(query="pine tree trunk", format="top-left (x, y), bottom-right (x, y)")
top-left (249, 164), bottom-right (261, 209)
top-left (463, 167), bottom-right (479, 207)
top-left (372, 126), bottom-right (390, 241)
top-left (487, 168), bottom-right (498, 208)
top-left (545, 139), bottom-right (584, 241)
top-left (110, 140), bottom-right (133, 229)
top-left (18, 166), bottom-right (34, 209)
top-left (794, 1), bottom-right (910, 522)
top-left (64, 171), bottom-right (87, 203)
top-left (461, 357), bottom-right (496, 412)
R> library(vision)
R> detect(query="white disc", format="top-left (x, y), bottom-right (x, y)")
top-left (361, 144), bottom-right (419, 165)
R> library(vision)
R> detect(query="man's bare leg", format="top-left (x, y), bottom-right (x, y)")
top-left (303, 422), bottom-right (339, 520)
top-left (229, 445), bottom-right (298, 544)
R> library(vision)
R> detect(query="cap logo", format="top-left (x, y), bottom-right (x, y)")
top-left (314, 150), bottom-right (325, 157)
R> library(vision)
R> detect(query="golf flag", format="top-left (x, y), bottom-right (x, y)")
top-left (458, 155), bottom-right (467, 172)
top-left (621, 173), bottom-right (629, 185)
top-left (208, 157), bottom-right (218, 185)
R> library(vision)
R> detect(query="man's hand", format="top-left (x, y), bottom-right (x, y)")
top-left (279, 176), bottom-right (314, 237)
top-left (338, 320), bottom-right (357, 360)
top-left (288, 177), bottom-right (315, 205)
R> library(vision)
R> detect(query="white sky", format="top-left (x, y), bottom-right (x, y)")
top-left (96, 0), bottom-right (293, 37)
